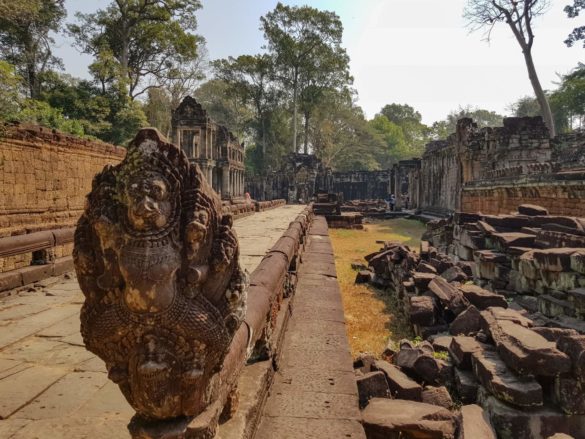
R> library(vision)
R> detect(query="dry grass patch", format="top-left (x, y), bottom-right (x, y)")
top-left (329, 219), bottom-right (426, 359)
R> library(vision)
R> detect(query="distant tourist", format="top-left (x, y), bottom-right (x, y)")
top-left (389, 194), bottom-right (396, 211)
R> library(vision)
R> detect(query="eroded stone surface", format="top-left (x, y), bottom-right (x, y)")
top-left (361, 398), bottom-right (457, 439)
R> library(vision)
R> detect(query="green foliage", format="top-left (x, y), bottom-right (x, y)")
top-left (369, 114), bottom-right (419, 166)
top-left (68, 0), bottom-right (203, 99)
top-left (261, 2), bottom-right (351, 153)
top-left (508, 64), bottom-right (585, 132)
top-left (429, 106), bottom-right (504, 139)
top-left (143, 88), bottom-right (172, 137)
top-left (0, 60), bottom-right (22, 120)
top-left (378, 103), bottom-right (429, 157)
top-left (433, 351), bottom-right (450, 360)
top-left (194, 79), bottom-right (254, 141)
top-left (312, 91), bottom-right (384, 171)
top-left (0, 0), bottom-right (66, 98)
top-left (564, 0), bottom-right (584, 48)
top-left (17, 99), bottom-right (84, 136)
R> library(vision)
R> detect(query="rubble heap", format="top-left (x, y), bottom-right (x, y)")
top-left (355, 204), bottom-right (585, 438)
top-left (341, 199), bottom-right (388, 214)
top-left (425, 204), bottom-right (585, 332)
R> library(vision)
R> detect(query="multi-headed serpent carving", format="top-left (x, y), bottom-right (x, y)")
top-left (73, 129), bottom-right (247, 422)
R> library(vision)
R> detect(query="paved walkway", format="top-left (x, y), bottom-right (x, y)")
top-left (255, 217), bottom-right (365, 439)
top-left (0, 205), bottom-right (305, 439)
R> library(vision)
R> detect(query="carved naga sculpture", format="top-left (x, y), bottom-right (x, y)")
top-left (73, 129), bottom-right (247, 426)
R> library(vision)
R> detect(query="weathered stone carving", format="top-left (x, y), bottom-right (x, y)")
top-left (73, 128), bottom-right (247, 424)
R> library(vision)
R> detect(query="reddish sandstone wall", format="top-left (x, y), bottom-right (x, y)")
top-left (461, 178), bottom-right (585, 216)
top-left (0, 125), bottom-right (126, 237)
top-left (0, 125), bottom-right (126, 272)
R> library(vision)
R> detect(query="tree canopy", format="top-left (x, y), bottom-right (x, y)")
top-left (0, 0), bottom-right (66, 98)
top-left (68, 0), bottom-right (203, 99)
top-left (260, 2), bottom-right (351, 153)
top-left (464, 0), bottom-right (556, 137)
top-left (564, 0), bottom-right (584, 48)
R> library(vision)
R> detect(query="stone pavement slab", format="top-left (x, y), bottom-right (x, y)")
top-left (255, 216), bottom-right (365, 439)
top-left (0, 205), bottom-right (305, 437)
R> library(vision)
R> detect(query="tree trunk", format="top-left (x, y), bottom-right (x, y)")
top-left (303, 111), bottom-right (310, 154)
top-left (523, 50), bottom-right (556, 137)
top-left (292, 68), bottom-right (298, 153)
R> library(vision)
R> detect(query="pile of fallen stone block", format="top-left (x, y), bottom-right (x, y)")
top-left (425, 204), bottom-right (585, 332)
top-left (341, 199), bottom-right (388, 214)
top-left (353, 205), bottom-right (585, 438)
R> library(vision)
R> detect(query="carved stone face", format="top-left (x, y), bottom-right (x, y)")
top-left (126, 173), bottom-right (173, 232)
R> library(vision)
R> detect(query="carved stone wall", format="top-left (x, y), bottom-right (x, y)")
top-left (399, 117), bottom-right (585, 216)
top-left (246, 154), bottom-right (391, 203)
top-left (0, 124), bottom-right (126, 273)
top-left (246, 153), bottom-right (333, 203)
top-left (333, 170), bottom-right (391, 201)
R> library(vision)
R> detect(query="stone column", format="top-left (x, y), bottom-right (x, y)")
top-left (230, 171), bottom-right (234, 197)
top-left (222, 166), bottom-right (230, 198)
top-left (207, 166), bottom-right (213, 188)
top-left (237, 171), bottom-right (242, 197)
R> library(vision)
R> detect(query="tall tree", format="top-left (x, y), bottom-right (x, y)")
top-left (298, 44), bottom-right (352, 154)
top-left (68, 0), bottom-right (202, 99)
top-left (261, 2), bottom-right (349, 153)
top-left (312, 92), bottom-right (384, 171)
top-left (465, 0), bottom-right (556, 136)
top-left (194, 79), bottom-right (254, 141)
top-left (0, 0), bottom-right (66, 99)
top-left (564, 0), bottom-right (584, 48)
top-left (213, 54), bottom-right (278, 158)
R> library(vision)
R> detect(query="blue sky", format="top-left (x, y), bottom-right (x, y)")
top-left (55, 0), bottom-right (583, 124)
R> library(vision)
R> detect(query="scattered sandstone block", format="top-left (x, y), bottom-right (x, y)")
top-left (431, 335), bottom-right (453, 353)
top-left (361, 398), bottom-right (457, 439)
top-left (480, 389), bottom-right (584, 439)
top-left (449, 336), bottom-right (490, 370)
top-left (487, 317), bottom-right (571, 376)
top-left (450, 305), bottom-right (481, 336)
top-left (394, 347), bottom-right (442, 385)
top-left (373, 360), bottom-right (422, 401)
top-left (532, 327), bottom-right (578, 343)
top-left (421, 385), bottom-right (453, 409)
top-left (357, 371), bottom-right (390, 408)
top-left (471, 349), bottom-right (543, 408)
top-left (354, 354), bottom-right (377, 374)
top-left (459, 404), bottom-right (497, 439)
top-left (459, 284), bottom-right (508, 310)
top-left (413, 272), bottom-right (437, 291)
top-left (428, 277), bottom-right (469, 316)
top-left (410, 296), bottom-right (436, 326)
top-left (491, 232), bottom-right (536, 250)
top-left (417, 261), bottom-right (438, 274)
top-left (479, 307), bottom-right (533, 341)
top-left (355, 270), bottom-right (373, 284)
top-left (441, 266), bottom-right (467, 283)
top-left (518, 204), bottom-right (549, 217)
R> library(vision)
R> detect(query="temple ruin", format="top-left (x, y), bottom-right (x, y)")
top-left (172, 96), bottom-right (246, 199)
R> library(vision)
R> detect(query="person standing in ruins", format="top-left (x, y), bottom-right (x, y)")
top-left (389, 194), bottom-right (396, 211)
